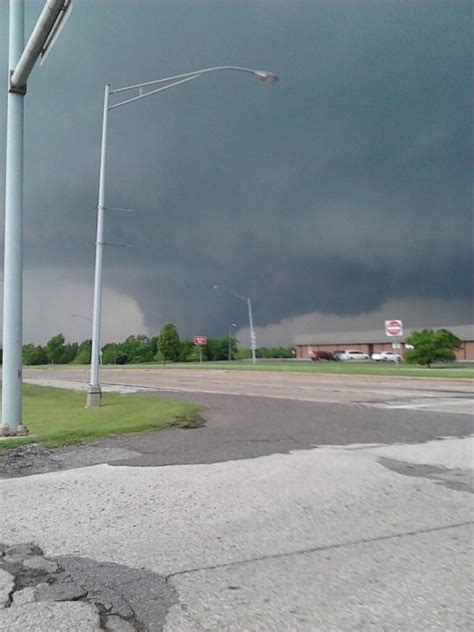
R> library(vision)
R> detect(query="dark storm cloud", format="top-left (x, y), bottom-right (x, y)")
top-left (0, 1), bottom-right (472, 338)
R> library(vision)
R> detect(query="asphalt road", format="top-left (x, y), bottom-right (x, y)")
top-left (0, 367), bottom-right (472, 630)
top-left (23, 365), bottom-right (474, 414)
top-left (104, 389), bottom-right (474, 469)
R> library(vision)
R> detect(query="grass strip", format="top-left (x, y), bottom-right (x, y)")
top-left (0, 384), bottom-right (202, 449)
top-left (87, 360), bottom-right (474, 379)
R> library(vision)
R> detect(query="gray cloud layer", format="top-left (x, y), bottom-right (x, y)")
top-left (0, 1), bottom-right (472, 341)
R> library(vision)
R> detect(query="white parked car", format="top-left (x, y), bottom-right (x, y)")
top-left (371, 351), bottom-right (403, 363)
top-left (339, 350), bottom-right (370, 361)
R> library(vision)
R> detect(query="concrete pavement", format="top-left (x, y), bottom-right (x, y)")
top-left (1, 436), bottom-right (473, 630)
top-left (0, 367), bottom-right (472, 630)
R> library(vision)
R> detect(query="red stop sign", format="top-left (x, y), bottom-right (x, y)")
top-left (194, 336), bottom-right (207, 346)
top-left (385, 320), bottom-right (403, 336)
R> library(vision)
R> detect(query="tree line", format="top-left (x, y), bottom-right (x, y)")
top-left (17, 323), bottom-right (295, 366)
top-left (4, 326), bottom-right (463, 368)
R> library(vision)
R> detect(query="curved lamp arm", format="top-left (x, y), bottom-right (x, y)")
top-left (213, 284), bottom-right (248, 304)
top-left (112, 65), bottom-right (279, 95)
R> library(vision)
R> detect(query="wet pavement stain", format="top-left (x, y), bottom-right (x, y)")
top-left (377, 457), bottom-right (474, 493)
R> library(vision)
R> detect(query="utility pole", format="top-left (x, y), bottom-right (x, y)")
top-left (1, 0), bottom-right (72, 435)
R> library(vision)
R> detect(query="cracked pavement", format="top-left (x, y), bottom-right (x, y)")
top-left (0, 543), bottom-right (175, 630)
top-left (1, 369), bottom-right (473, 630)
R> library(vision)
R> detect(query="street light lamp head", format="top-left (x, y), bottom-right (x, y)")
top-left (252, 70), bottom-right (279, 85)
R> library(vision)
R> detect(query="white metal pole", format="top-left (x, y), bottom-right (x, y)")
top-left (2, 0), bottom-right (25, 433)
top-left (247, 298), bottom-right (257, 364)
top-left (10, 0), bottom-right (67, 88)
top-left (394, 335), bottom-right (400, 368)
top-left (87, 84), bottom-right (110, 407)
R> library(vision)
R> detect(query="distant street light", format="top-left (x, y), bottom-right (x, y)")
top-left (213, 285), bottom-right (257, 364)
top-left (2, 0), bottom-right (73, 435)
top-left (228, 322), bottom-right (237, 361)
top-left (88, 65), bottom-right (278, 406)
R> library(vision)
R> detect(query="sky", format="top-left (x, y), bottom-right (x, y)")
top-left (0, 0), bottom-right (472, 346)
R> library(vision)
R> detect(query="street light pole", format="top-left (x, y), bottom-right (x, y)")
top-left (87, 84), bottom-right (110, 407)
top-left (228, 322), bottom-right (237, 361)
top-left (247, 298), bottom-right (257, 364)
top-left (213, 285), bottom-right (257, 364)
top-left (87, 66), bottom-right (277, 406)
top-left (2, 0), bottom-right (72, 435)
top-left (2, 0), bottom-right (25, 434)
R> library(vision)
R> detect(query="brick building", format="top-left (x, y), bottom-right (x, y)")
top-left (294, 324), bottom-right (474, 361)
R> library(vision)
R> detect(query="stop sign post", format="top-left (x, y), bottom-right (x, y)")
top-left (385, 320), bottom-right (403, 366)
top-left (385, 320), bottom-right (403, 337)
top-left (194, 336), bottom-right (207, 364)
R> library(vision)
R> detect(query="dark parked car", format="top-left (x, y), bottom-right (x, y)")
top-left (310, 350), bottom-right (334, 361)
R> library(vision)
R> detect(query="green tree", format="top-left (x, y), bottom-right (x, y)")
top-left (178, 339), bottom-right (195, 362)
top-left (73, 340), bottom-right (92, 365)
top-left (205, 337), bottom-right (229, 361)
top-left (22, 344), bottom-right (47, 365)
top-left (100, 335), bottom-right (156, 365)
top-left (45, 334), bottom-right (70, 364)
top-left (102, 343), bottom-right (127, 365)
top-left (36, 345), bottom-right (48, 365)
top-left (65, 342), bottom-right (79, 363)
top-left (153, 350), bottom-right (165, 364)
top-left (186, 345), bottom-right (204, 362)
top-left (235, 347), bottom-right (251, 360)
top-left (121, 335), bottom-right (155, 364)
top-left (405, 329), bottom-right (462, 368)
top-left (157, 323), bottom-right (181, 365)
